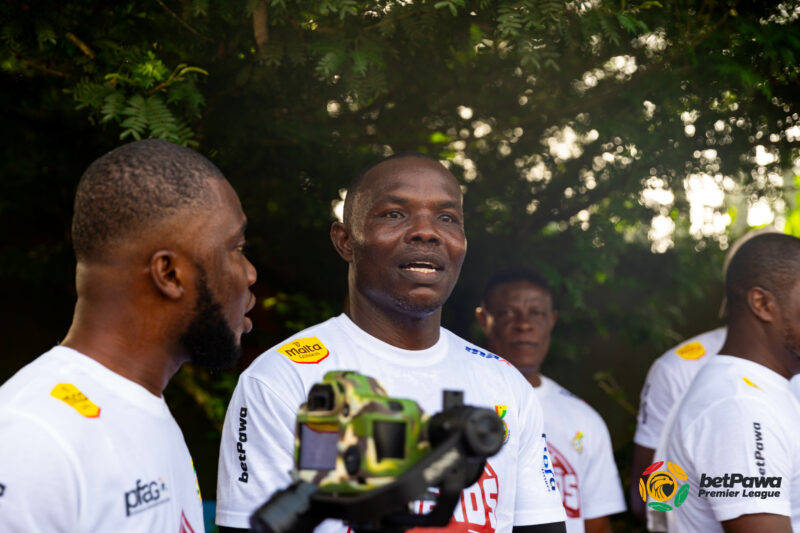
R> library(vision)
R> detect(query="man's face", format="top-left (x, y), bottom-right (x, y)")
top-left (779, 281), bottom-right (800, 364)
top-left (180, 179), bottom-right (257, 368)
top-left (478, 281), bottom-right (557, 373)
top-left (348, 158), bottom-right (467, 316)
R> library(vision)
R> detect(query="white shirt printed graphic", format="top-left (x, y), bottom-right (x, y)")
top-left (662, 355), bottom-right (800, 532)
top-left (634, 328), bottom-right (726, 449)
top-left (216, 314), bottom-right (566, 531)
top-left (535, 376), bottom-right (626, 533)
top-left (0, 347), bottom-right (204, 533)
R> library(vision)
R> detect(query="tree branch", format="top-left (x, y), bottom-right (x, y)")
top-left (155, 0), bottom-right (213, 42)
top-left (65, 32), bottom-right (95, 59)
top-left (253, 1), bottom-right (269, 54)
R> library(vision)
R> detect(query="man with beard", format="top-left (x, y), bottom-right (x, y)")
top-left (216, 153), bottom-right (567, 532)
top-left (475, 269), bottom-right (626, 533)
top-left (660, 233), bottom-right (800, 532)
top-left (0, 139), bottom-right (257, 532)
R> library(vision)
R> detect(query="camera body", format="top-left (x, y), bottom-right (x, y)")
top-left (295, 370), bottom-right (429, 493)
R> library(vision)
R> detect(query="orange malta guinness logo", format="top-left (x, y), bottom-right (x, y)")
top-left (50, 383), bottom-right (100, 418)
top-left (639, 460), bottom-right (690, 511)
top-left (277, 336), bottom-right (329, 364)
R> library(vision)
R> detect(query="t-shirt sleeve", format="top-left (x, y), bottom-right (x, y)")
top-left (0, 411), bottom-right (81, 532)
top-left (634, 358), bottom-right (677, 449)
top-left (580, 413), bottom-right (627, 519)
top-left (684, 398), bottom-right (793, 522)
top-left (513, 382), bottom-right (568, 526)
top-left (215, 372), bottom-right (301, 528)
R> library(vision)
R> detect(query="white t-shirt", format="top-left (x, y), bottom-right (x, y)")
top-left (535, 376), bottom-right (626, 533)
top-left (634, 328), bottom-right (726, 449)
top-left (661, 355), bottom-right (800, 532)
top-left (216, 313), bottom-right (566, 531)
top-left (0, 347), bottom-right (204, 533)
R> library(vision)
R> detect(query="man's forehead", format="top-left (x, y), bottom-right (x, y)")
top-left (490, 281), bottom-right (551, 305)
top-left (362, 158), bottom-right (461, 200)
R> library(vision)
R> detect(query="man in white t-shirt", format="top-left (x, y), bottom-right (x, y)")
top-left (216, 153), bottom-right (567, 532)
top-left (629, 227), bottom-right (779, 523)
top-left (660, 233), bottom-right (800, 532)
top-left (475, 268), bottom-right (626, 533)
top-left (0, 140), bottom-right (257, 532)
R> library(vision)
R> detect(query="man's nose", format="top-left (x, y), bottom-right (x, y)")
top-left (513, 316), bottom-right (534, 331)
top-left (246, 257), bottom-right (257, 286)
top-left (406, 214), bottom-right (440, 244)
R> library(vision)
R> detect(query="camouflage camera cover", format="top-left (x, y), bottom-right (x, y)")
top-left (295, 370), bottom-right (429, 493)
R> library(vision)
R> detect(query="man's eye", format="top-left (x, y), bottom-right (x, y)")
top-left (439, 213), bottom-right (459, 223)
top-left (382, 210), bottom-right (403, 219)
top-left (237, 242), bottom-right (249, 254)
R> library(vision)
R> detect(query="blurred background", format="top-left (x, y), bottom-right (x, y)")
top-left (2, 0), bottom-right (800, 530)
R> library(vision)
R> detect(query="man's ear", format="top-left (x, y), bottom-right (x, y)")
top-left (548, 309), bottom-right (558, 332)
top-left (747, 286), bottom-right (776, 323)
top-left (330, 221), bottom-right (354, 263)
top-left (475, 306), bottom-right (490, 335)
top-left (148, 250), bottom-right (185, 300)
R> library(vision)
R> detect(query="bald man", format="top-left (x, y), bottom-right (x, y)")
top-left (0, 140), bottom-right (257, 532)
top-left (216, 153), bottom-right (567, 532)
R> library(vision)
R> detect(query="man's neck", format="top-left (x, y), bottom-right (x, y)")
top-left (720, 319), bottom-right (799, 380)
top-left (347, 291), bottom-right (441, 350)
top-left (61, 301), bottom-right (182, 396)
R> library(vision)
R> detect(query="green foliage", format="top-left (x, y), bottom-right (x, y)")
top-left (3, 0), bottom-right (800, 505)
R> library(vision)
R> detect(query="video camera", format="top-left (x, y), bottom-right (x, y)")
top-left (250, 370), bottom-right (506, 533)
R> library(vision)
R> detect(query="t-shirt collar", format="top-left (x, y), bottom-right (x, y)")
top-left (713, 354), bottom-right (792, 390)
top-left (335, 313), bottom-right (449, 366)
top-left (535, 374), bottom-right (555, 397)
top-left (49, 345), bottom-right (170, 416)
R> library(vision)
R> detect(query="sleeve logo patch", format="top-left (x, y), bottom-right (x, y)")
top-left (50, 383), bottom-right (101, 418)
top-left (277, 336), bottom-right (330, 364)
top-left (676, 341), bottom-right (706, 360)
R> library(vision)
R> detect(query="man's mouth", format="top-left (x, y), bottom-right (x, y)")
top-left (399, 261), bottom-right (444, 274)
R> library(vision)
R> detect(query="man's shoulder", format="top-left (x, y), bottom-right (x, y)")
top-left (654, 327), bottom-right (726, 371)
top-left (244, 316), bottom-right (344, 383)
top-left (0, 352), bottom-right (107, 461)
top-left (450, 331), bottom-right (516, 370)
top-left (540, 376), bottom-right (606, 428)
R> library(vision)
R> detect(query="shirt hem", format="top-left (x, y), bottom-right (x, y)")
top-left (711, 500), bottom-right (791, 522)
top-left (513, 506), bottom-right (567, 526)
top-left (215, 508), bottom-right (252, 529)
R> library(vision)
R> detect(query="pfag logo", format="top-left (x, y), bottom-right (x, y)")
top-left (639, 460), bottom-right (690, 512)
top-left (411, 462), bottom-right (499, 532)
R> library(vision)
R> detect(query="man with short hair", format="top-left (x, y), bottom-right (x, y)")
top-left (660, 233), bottom-right (800, 532)
top-left (216, 153), bottom-right (567, 532)
top-left (0, 139), bottom-right (257, 532)
top-left (629, 227), bottom-right (778, 523)
top-left (476, 268), bottom-right (626, 533)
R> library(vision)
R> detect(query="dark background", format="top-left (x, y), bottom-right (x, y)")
top-left (3, 1), bottom-right (799, 530)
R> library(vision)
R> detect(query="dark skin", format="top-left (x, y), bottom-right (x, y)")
top-left (62, 178), bottom-right (257, 396)
top-left (477, 281), bottom-right (612, 533)
top-left (331, 156), bottom-right (467, 350)
top-left (629, 444), bottom-right (655, 522)
top-left (222, 160), bottom-right (565, 531)
top-left (717, 283), bottom-right (800, 532)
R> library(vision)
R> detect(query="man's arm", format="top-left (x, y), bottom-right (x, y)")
top-left (583, 516), bottom-right (612, 533)
top-left (216, 373), bottom-right (302, 529)
top-left (722, 513), bottom-right (792, 533)
top-left (628, 443), bottom-right (654, 522)
top-left (0, 412), bottom-right (81, 531)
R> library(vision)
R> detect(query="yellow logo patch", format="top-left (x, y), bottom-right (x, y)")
top-left (676, 341), bottom-right (706, 360)
top-left (277, 336), bottom-right (330, 364)
top-left (743, 377), bottom-right (760, 390)
top-left (50, 383), bottom-right (101, 418)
